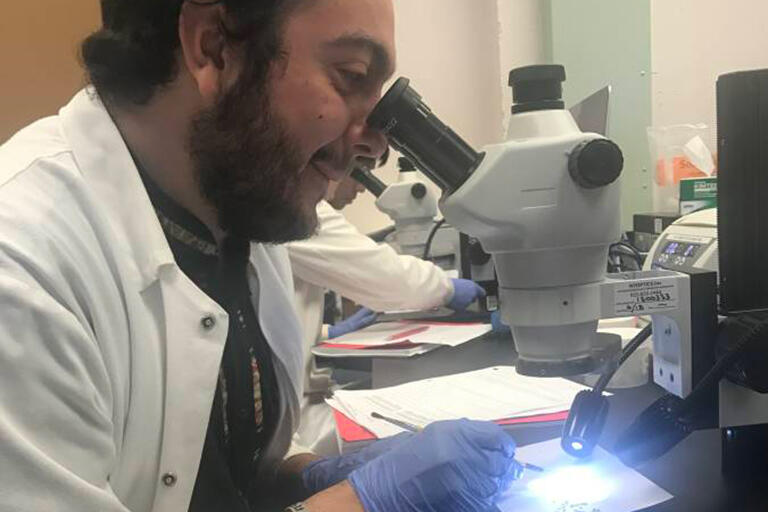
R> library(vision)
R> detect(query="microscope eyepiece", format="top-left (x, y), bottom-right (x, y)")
top-left (367, 77), bottom-right (484, 193)
top-left (350, 166), bottom-right (388, 198)
top-left (508, 64), bottom-right (566, 114)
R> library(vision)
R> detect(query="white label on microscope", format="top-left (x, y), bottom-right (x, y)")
top-left (613, 279), bottom-right (678, 315)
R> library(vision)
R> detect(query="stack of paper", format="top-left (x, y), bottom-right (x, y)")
top-left (327, 366), bottom-right (593, 438)
top-left (312, 342), bottom-right (441, 360)
top-left (321, 321), bottom-right (492, 350)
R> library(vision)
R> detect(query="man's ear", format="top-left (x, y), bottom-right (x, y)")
top-left (178, 2), bottom-right (238, 102)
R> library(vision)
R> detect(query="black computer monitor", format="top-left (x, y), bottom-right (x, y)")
top-left (717, 68), bottom-right (768, 314)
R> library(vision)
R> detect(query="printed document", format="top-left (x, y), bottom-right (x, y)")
top-left (327, 366), bottom-right (592, 438)
top-left (327, 320), bottom-right (491, 348)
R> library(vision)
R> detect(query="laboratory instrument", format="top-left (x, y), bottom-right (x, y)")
top-left (367, 64), bottom-right (768, 474)
top-left (369, 65), bottom-right (632, 378)
top-left (366, 65), bottom-right (716, 459)
top-left (627, 68), bottom-right (768, 476)
top-left (632, 211), bottom-right (681, 253)
top-left (352, 158), bottom-right (499, 311)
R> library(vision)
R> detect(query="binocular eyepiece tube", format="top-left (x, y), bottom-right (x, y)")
top-left (350, 166), bottom-right (388, 198)
top-left (367, 78), bottom-right (484, 194)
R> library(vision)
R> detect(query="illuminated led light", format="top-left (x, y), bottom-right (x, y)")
top-left (528, 466), bottom-right (613, 504)
top-left (571, 441), bottom-right (584, 451)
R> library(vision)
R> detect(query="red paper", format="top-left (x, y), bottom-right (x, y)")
top-left (320, 321), bottom-right (485, 350)
top-left (334, 410), bottom-right (378, 442)
top-left (496, 410), bottom-right (569, 425)
top-left (333, 409), bottom-right (569, 443)
top-left (318, 341), bottom-right (420, 350)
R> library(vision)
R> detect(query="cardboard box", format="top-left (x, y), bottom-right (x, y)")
top-left (679, 177), bottom-right (717, 215)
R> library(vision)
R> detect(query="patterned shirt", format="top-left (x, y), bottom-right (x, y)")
top-left (137, 167), bottom-right (279, 511)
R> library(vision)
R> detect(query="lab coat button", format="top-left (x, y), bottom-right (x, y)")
top-left (201, 316), bottom-right (216, 330)
top-left (161, 472), bottom-right (178, 487)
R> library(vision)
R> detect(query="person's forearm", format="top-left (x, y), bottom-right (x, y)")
top-left (304, 481), bottom-right (365, 512)
top-left (277, 453), bottom-right (322, 503)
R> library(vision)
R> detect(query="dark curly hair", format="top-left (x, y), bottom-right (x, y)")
top-left (81, 0), bottom-right (298, 106)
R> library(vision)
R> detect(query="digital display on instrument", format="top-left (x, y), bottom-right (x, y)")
top-left (683, 244), bottom-right (699, 257)
top-left (662, 241), bottom-right (701, 258)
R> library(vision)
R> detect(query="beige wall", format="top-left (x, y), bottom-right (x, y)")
top-left (344, 0), bottom-right (550, 234)
top-left (650, 0), bottom-right (768, 145)
top-left (0, 1), bottom-right (553, 234)
top-left (0, 2), bottom-right (100, 143)
top-left (496, 0), bottom-right (551, 134)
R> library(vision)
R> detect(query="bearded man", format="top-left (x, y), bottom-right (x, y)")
top-left (0, 1), bottom-right (522, 511)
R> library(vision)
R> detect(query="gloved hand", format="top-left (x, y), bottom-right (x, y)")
top-left (348, 419), bottom-right (523, 512)
top-left (302, 432), bottom-right (415, 495)
top-left (447, 278), bottom-right (487, 311)
top-left (328, 307), bottom-right (378, 339)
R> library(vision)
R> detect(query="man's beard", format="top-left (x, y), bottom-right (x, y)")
top-left (188, 79), bottom-right (318, 243)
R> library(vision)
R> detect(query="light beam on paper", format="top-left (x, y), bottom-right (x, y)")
top-left (528, 465), bottom-right (614, 504)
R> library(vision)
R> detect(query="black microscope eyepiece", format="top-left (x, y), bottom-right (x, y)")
top-left (367, 77), bottom-right (484, 194)
top-left (350, 165), bottom-right (388, 198)
top-left (508, 64), bottom-right (567, 114)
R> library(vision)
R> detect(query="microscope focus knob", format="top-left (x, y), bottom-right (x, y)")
top-left (410, 183), bottom-right (428, 200)
top-left (568, 139), bottom-right (624, 189)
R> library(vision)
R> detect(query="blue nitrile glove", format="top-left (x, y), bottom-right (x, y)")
top-left (490, 310), bottom-right (511, 334)
top-left (328, 307), bottom-right (378, 339)
top-left (448, 278), bottom-right (487, 311)
top-left (348, 419), bottom-right (523, 512)
top-left (302, 432), bottom-right (415, 494)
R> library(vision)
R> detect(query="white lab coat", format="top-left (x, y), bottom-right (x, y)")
top-left (0, 89), bottom-right (304, 511)
top-left (287, 201), bottom-right (453, 454)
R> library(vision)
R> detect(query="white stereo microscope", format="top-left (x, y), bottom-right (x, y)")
top-left (351, 157), bottom-right (500, 311)
top-left (351, 156), bottom-right (457, 265)
top-left (367, 64), bottom-right (768, 473)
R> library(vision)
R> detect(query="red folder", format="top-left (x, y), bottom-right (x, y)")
top-left (333, 409), bottom-right (569, 443)
top-left (319, 321), bottom-right (486, 350)
top-left (318, 341), bottom-right (420, 350)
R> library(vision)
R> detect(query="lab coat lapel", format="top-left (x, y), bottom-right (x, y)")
top-left (153, 266), bottom-right (228, 510)
top-left (61, 88), bottom-right (230, 507)
top-left (249, 244), bottom-right (303, 411)
top-left (59, 89), bottom-right (306, 492)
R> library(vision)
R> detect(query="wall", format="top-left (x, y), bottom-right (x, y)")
top-left (496, 0), bottom-right (552, 132)
top-left (0, 0), bottom-right (541, 235)
top-left (345, 0), bottom-right (768, 233)
top-left (550, 0), bottom-right (653, 230)
top-left (0, 2), bottom-right (100, 143)
top-left (345, 0), bottom-right (552, 234)
top-left (344, 0), bottom-right (506, 234)
top-left (650, 0), bottom-right (768, 147)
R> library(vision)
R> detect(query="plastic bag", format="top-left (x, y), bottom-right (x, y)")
top-left (647, 124), bottom-right (716, 212)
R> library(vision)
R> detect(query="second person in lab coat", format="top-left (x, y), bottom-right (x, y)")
top-left (287, 162), bottom-right (487, 455)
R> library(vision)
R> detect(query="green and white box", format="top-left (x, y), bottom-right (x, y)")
top-left (679, 177), bottom-right (717, 215)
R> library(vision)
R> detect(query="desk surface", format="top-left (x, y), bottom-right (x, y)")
top-left (510, 383), bottom-right (768, 512)
top-left (328, 333), bottom-right (768, 511)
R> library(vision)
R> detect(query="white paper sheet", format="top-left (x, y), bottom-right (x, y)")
top-left (328, 366), bottom-right (592, 438)
top-left (497, 438), bottom-right (672, 512)
top-left (328, 321), bottom-right (491, 348)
